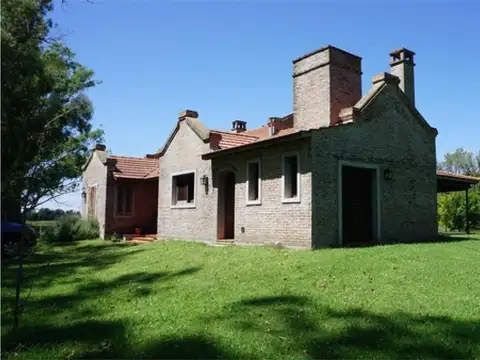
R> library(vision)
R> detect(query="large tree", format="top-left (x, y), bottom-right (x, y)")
top-left (1, 0), bottom-right (103, 222)
top-left (437, 148), bottom-right (480, 232)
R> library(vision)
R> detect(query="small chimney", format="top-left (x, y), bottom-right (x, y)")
top-left (389, 48), bottom-right (415, 107)
top-left (293, 45), bottom-right (362, 130)
top-left (267, 117), bottom-right (282, 136)
top-left (94, 144), bottom-right (106, 151)
top-left (232, 120), bottom-right (247, 133)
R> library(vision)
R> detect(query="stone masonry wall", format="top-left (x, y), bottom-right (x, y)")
top-left (212, 138), bottom-right (312, 249)
top-left (157, 120), bottom-right (216, 241)
top-left (311, 85), bottom-right (437, 247)
top-left (82, 151), bottom-right (108, 238)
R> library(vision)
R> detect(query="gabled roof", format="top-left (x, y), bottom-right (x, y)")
top-left (108, 155), bottom-right (159, 180)
top-left (349, 72), bottom-right (437, 135)
top-left (153, 111), bottom-right (210, 158)
top-left (82, 147), bottom-right (108, 171)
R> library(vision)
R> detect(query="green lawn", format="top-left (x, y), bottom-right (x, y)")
top-left (26, 220), bottom-right (57, 227)
top-left (2, 235), bottom-right (480, 359)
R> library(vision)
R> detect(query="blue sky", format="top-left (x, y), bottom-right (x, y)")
top-left (47, 0), bottom-right (480, 210)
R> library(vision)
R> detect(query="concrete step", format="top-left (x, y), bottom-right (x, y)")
top-left (216, 239), bottom-right (235, 245)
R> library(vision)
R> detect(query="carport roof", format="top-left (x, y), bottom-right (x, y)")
top-left (437, 170), bottom-right (479, 192)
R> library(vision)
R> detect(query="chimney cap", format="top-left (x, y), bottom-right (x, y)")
top-left (389, 48), bottom-right (415, 57)
top-left (232, 120), bottom-right (247, 132)
top-left (94, 144), bottom-right (106, 151)
top-left (390, 48), bottom-right (415, 65)
top-left (179, 110), bottom-right (199, 120)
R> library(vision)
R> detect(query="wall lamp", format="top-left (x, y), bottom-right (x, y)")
top-left (200, 175), bottom-right (209, 188)
top-left (383, 168), bottom-right (393, 181)
top-left (81, 190), bottom-right (87, 200)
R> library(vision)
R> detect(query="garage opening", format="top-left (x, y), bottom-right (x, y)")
top-left (342, 165), bottom-right (378, 245)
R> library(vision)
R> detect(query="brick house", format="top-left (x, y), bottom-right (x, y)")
top-left (82, 44), bottom-right (478, 247)
top-left (156, 46), bottom-right (439, 249)
top-left (81, 145), bottom-right (159, 238)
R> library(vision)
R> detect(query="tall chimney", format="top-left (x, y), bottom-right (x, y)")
top-left (389, 48), bottom-right (415, 107)
top-left (293, 45), bottom-right (362, 130)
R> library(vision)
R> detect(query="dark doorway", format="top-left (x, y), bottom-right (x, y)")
top-left (342, 166), bottom-right (377, 245)
top-left (217, 171), bottom-right (235, 240)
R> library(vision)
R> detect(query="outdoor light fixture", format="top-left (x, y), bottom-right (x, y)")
top-left (81, 190), bottom-right (87, 200)
top-left (384, 168), bottom-right (392, 181)
top-left (201, 175), bottom-right (209, 187)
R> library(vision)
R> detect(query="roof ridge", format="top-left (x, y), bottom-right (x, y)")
top-left (210, 130), bottom-right (259, 139)
top-left (108, 155), bottom-right (157, 161)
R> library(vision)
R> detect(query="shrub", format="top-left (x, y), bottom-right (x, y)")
top-left (40, 215), bottom-right (99, 243)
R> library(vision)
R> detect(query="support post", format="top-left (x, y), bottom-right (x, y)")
top-left (465, 187), bottom-right (470, 235)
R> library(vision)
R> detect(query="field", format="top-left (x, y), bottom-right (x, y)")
top-left (2, 234), bottom-right (480, 359)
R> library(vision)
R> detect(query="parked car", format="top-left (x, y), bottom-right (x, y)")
top-left (1, 221), bottom-right (37, 258)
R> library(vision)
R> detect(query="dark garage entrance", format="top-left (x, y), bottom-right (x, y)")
top-left (342, 165), bottom-right (378, 245)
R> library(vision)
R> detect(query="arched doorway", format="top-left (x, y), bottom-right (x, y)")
top-left (217, 170), bottom-right (235, 240)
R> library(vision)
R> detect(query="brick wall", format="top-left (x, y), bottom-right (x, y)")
top-left (293, 46), bottom-right (362, 130)
top-left (105, 178), bottom-right (158, 235)
top-left (311, 85), bottom-right (437, 247)
top-left (82, 151), bottom-right (108, 238)
top-left (157, 120), bottom-right (216, 241)
top-left (212, 138), bottom-right (312, 248)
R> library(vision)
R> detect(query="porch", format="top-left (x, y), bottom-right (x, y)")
top-left (437, 170), bottom-right (479, 234)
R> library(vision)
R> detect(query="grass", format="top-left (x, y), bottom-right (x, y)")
top-left (26, 220), bottom-right (57, 227)
top-left (2, 234), bottom-right (480, 359)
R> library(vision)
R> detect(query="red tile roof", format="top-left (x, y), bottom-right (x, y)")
top-left (210, 114), bottom-right (296, 151)
top-left (210, 130), bottom-right (259, 149)
top-left (436, 170), bottom-right (480, 183)
top-left (108, 155), bottom-right (159, 180)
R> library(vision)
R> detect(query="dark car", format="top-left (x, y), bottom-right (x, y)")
top-left (1, 221), bottom-right (37, 258)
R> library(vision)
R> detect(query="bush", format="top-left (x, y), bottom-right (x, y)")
top-left (41, 215), bottom-right (99, 243)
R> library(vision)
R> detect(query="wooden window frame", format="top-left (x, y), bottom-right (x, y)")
top-left (171, 169), bottom-right (197, 209)
top-left (114, 182), bottom-right (134, 217)
top-left (281, 152), bottom-right (301, 204)
top-left (246, 159), bottom-right (262, 206)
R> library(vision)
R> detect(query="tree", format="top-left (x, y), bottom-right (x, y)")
top-left (437, 148), bottom-right (480, 232)
top-left (1, 0), bottom-right (103, 223)
top-left (438, 147), bottom-right (480, 176)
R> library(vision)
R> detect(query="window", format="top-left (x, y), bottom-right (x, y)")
top-left (88, 185), bottom-right (97, 217)
top-left (115, 184), bottom-right (133, 216)
top-left (172, 171), bottom-right (196, 207)
top-left (282, 153), bottom-right (300, 203)
top-left (246, 160), bottom-right (261, 205)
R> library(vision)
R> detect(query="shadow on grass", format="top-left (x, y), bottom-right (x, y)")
top-left (207, 295), bottom-right (480, 359)
top-left (2, 265), bottom-right (204, 358)
top-left (1, 243), bottom-right (149, 290)
top-left (3, 320), bottom-right (237, 359)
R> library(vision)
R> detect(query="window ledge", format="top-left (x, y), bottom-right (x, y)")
top-left (246, 200), bottom-right (262, 206)
top-left (282, 197), bottom-right (301, 204)
top-left (171, 203), bottom-right (196, 209)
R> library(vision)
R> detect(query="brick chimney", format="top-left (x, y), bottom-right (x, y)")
top-left (293, 45), bottom-right (362, 130)
top-left (389, 48), bottom-right (415, 107)
top-left (267, 117), bottom-right (282, 136)
top-left (232, 120), bottom-right (247, 133)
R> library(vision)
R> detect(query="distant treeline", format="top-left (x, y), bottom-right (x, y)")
top-left (26, 208), bottom-right (81, 221)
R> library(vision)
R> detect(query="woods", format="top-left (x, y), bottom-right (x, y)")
top-left (1, 0), bottom-right (103, 222)
top-left (437, 148), bottom-right (480, 232)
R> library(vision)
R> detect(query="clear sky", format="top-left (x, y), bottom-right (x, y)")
top-left (47, 0), bottom-right (480, 210)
